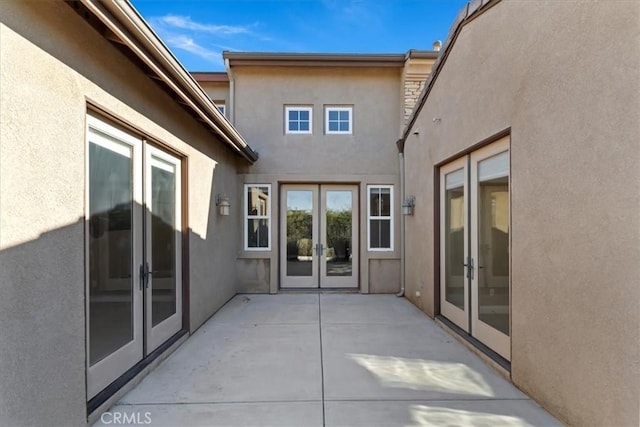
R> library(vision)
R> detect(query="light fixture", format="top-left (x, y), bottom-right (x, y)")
top-left (402, 196), bottom-right (415, 216)
top-left (215, 194), bottom-right (230, 216)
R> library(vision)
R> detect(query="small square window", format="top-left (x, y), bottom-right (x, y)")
top-left (215, 101), bottom-right (226, 116)
top-left (325, 106), bottom-right (352, 134)
top-left (285, 106), bottom-right (312, 134)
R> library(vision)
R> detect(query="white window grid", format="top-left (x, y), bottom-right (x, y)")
top-left (285, 106), bottom-right (313, 134)
top-left (325, 106), bottom-right (353, 134)
top-left (367, 185), bottom-right (394, 251)
top-left (244, 184), bottom-right (271, 251)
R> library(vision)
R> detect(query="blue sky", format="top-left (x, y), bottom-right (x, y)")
top-left (130, 0), bottom-right (468, 71)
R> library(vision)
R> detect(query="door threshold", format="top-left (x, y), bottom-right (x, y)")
top-left (435, 315), bottom-right (511, 375)
top-left (278, 288), bottom-right (360, 294)
top-left (87, 330), bottom-right (187, 416)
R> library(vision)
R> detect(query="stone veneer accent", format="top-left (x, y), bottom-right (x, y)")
top-left (401, 54), bottom-right (436, 132)
top-left (404, 79), bottom-right (427, 124)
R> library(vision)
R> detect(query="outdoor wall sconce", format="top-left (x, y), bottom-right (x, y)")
top-left (402, 196), bottom-right (416, 216)
top-left (216, 194), bottom-right (230, 216)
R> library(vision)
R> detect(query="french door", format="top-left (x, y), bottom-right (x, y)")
top-left (440, 137), bottom-right (510, 360)
top-left (86, 115), bottom-right (182, 399)
top-left (280, 184), bottom-right (358, 288)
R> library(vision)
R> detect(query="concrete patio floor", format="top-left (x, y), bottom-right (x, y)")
top-left (96, 294), bottom-right (561, 426)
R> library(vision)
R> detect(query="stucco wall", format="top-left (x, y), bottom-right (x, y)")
top-left (0, 1), bottom-right (241, 425)
top-left (232, 66), bottom-right (402, 292)
top-left (199, 81), bottom-right (230, 117)
top-left (403, 1), bottom-right (640, 426)
top-left (233, 66), bottom-right (401, 175)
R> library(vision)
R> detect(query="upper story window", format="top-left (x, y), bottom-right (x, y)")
top-left (285, 106), bottom-right (312, 134)
top-left (217, 103), bottom-right (226, 116)
top-left (325, 106), bottom-right (352, 134)
top-left (367, 185), bottom-right (393, 251)
top-left (245, 184), bottom-right (271, 250)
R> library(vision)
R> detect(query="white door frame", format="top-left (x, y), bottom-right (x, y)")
top-left (86, 115), bottom-right (144, 399)
top-left (144, 145), bottom-right (183, 353)
top-left (280, 184), bottom-right (359, 289)
top-left (439, 136), bottom-right (511, 361)
top-left (86, 115), bottom-right (185, 399)
top-left (280, 185), bottom-right (319, 288)
top-left (440, 157), bottom-right (469, 332)
top-left (470, 138), bottom-right (510, 360)
top-left (320, 185), bottom-right (359, 288)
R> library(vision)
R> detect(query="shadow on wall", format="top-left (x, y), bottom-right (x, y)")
top-left (0, 195), bottom-right (233, 426)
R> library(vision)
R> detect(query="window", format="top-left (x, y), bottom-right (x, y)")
top-left (367, 185), bottom-right (393, 251)
top-left (285, 106), bottom-right (312, 134)
top-left (325, 106), bottom-right (352, 134)
top-left (245, 184), bottom-right (271, 250)
top-left (216, 102), bottom-right (226, 116)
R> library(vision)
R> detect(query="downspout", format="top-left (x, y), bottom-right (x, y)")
top-left (224, 58), bottom-right (235, 125)
top-left (396, 138), bottom-right (406, 297)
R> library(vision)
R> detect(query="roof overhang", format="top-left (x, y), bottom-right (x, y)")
top-left (70, 0), bottom-right (258, 163)
top-left (190, 72), bottom-right (230, 83)
top-left (223, 51), bottom-right (409, 68)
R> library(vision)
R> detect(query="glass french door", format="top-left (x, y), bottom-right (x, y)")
top-left (144, 146), bottom-right (182, 353)
top-left (280, 184), bottom-right (358, 288)
top-left (86, 115), bottom-right (182, 399)
top-left (440, 137), bottom-right (510, 360)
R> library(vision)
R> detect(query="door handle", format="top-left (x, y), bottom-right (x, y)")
top-left (139, 262), bottom-right (153, 289)
top-left (139, 264), bottom-right (146, 291)
top-left (463, 257), bottom-right (474, 280)
top-left (315, 243), bottom-right (324, 256)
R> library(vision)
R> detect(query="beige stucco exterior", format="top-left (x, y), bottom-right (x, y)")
top-left (3, 0), bottom-right (638, 425)
top-left (0, 1), bottom-right (248, 425)
top-left (403, 1), bottom-right (640, 426)
top-left (216, 63), bottom-right (408, 293)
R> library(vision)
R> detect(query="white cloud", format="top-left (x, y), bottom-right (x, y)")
top-left (155, 15), bottom-right (251, 36)
top-left (165, 35), bottom-right (222, 65)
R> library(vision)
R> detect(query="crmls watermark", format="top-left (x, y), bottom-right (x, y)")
top-left (100, 411), bottom-right (152, 425)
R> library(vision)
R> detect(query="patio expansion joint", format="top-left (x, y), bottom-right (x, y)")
top-left (322, 397), bottom-right (532, 403)
top-left (318, 293), bottom-right (327, 427)
top-left (115, 399), bottom-right (324, 406)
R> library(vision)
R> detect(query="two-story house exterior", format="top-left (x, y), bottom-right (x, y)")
top-left (195, 51), bottom-right (436, 294)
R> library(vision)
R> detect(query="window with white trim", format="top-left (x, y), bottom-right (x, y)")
top-left (216, 102), bottom-right (226, 116)
top-left (325, 106), bottom-right (352, 134)
top-left (245, 184), bottom-right (271, 250)
top-left (285, 106), bottom-right (312, 134)
top-left (367, 185), bottom-right (393, 251)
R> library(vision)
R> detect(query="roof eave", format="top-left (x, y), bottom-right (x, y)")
top-left (401, 0), bottom-right (500, 143)
top-left (78, 0), bottom-right (258, 163)
top-left (223, 51), bottom-right (407, 68)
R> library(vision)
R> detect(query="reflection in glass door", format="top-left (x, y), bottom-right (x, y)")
top-left (440, 158), bottom-right (468, 331)
top-left (471, 143), bottom-right (510, 360)
top-left (281, 186), bottom-right (318, 288)
top-left (87, 115), bottom-right (183, 399)
top-left (321, 186), bottom-right (358, 288)
top-left (145, 147), bottom-right (182, 353)
top-left (87, 116), bottom-right (143, 399)
top-left (439, 137), bottom-right (510, 360)
top-left (280, 184), bottom-right (358, 288)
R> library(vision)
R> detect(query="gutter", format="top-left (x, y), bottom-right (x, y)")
top-left (224, 58), bottom-right (236, 125)
top-left (222, 51), bottom-right (407, 68)
top-left (79, 0), bottom-right (258, 163)
top-left (397, 139), bottom-right (406, 297)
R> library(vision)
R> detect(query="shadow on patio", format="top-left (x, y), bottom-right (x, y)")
top-left (95, 294), bottom-right (561, 426)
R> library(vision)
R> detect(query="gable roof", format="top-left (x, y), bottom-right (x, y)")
top-left (71, 0), bottom-right (258, 163)
top-left (400, 0), bottom-right (500, 145)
